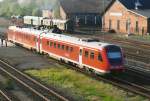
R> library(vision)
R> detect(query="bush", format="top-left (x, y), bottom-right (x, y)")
top-left (4, 78), bottom-right (15, 90)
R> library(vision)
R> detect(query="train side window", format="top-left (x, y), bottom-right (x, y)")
top-left (90, 52), bottom-right (94, 59)
top-left (34, 37), bottom-right (36, 41)
top-left (58, 44), bottom-right (60, 49)
top-left (61, 45), bottom-right (64, 50)
top-left (66, 46), bottom-right (69, 51)
top-left (50, 42), bottom-right (53, 47)
top-left (98, 53), bottom-right (103, 62)
top-left (70, 47), bottom-right (73, 52)
top-left (80, 49), bottom-right (82, 55)
top-left (84, 51), bottom-right (89, 58)
top-left (47, 41), bottom-right (49, 46)
top-left (54, 42), bottom-right (56, 48)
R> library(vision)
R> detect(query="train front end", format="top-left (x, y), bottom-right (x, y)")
top-left (105, 45), bottom-right (125, 73)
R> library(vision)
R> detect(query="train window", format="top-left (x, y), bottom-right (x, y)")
top-left (80, 49), bottom-right (82, 55)
top-left (47, 41), bottom-right (49, 46)
top-left (98, 53), bottom-right (103, 62)
top-left (54, 42), bottom-right (56, 48)
top-left (58, 44), bottom-right (60, 49)
top-left (90, 52), bottom-right (94, 59)
top-left (61, 45), bottom-right (64, 50)
top-left (33, 37), bottom-right (36, 41)
top-left (50, 42), bottom-right (53, 47)
top-left (84, 51), bottom-right (89, 58)
top-left (70, 47), bottom-right (73, 52)
top-left (66, 46), bottom-right (69, 51)
top-left (34, 37), bottom-right (37, 41)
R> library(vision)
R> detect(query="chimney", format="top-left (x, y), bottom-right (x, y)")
top-left (135, 0), bottom-right (142, 10)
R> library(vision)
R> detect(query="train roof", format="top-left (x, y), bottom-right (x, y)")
top-left (9, 26), bottom-right (116, 50)
top-left (8, 26), bottom-right (49, 36)
top-left (42, 32), bottom-right (114, 50)
top-left (23, 16), bottom-right (44, 20)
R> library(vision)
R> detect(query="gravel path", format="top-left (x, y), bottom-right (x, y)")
top-left (0, 41), bottom-right (51, 70)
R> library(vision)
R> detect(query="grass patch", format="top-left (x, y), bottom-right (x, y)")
top-left (25, 65), bottom-right (146, 101)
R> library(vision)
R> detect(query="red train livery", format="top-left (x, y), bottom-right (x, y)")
top-left (7, 26), bottom-right (124, 74)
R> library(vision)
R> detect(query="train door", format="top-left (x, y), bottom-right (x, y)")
top-left (36, 35), bottom-right (40, 52)
top-left (36, 33), bottom-right (45, 53)
top-left (79, 47), bottom-right (83, 66)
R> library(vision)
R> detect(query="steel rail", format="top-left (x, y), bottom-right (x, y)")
top-left (0, 90), bottom-right (12, 101)
top-left (0, 59), bottom-right (69, 101)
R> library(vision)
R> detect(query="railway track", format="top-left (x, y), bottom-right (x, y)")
top-left (71, 64), bottom-right (150, 99)
top-left (0, 59), bottom-right (70, 101)
top-left (0, 90), bottom-right (13, 101)
top-left (126, 59), bottom-right (150, 73)
top-left (125, 52), bottom-right (150, 64)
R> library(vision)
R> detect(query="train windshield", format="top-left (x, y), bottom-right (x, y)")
top-left (105, 45), bottom-right (122, 66)
top-left (107, 52), bottom-right (121, 59)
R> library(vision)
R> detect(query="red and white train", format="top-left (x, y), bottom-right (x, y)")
top-left (7, 26), bottom-right (125, 74)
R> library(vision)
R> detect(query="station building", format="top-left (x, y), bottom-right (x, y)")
top-left (58, 0), bottom-right (112, 28)
top-left (103, 0), bottom-right (150, 35)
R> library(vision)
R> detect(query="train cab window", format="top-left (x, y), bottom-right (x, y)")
top-left (98, 53), bottom-right (103, 62)
top-left (61, 45), bottom-right (64, 50)
top-left (58, 44), bottom-right (60, 49)
top-left (70, 47), bottom-right (73, 52)
top-left (54, 42), bottom-right (56, 48)
top-left (66, 46), bottom-right (69, 51)
top-left (50, 42), bottom-right (53, 47)
top-left (84, 51), bottom-right (89, 58)
top-left (90, 52), bottom-right (94, 59)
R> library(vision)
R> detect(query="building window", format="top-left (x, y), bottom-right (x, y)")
top-left (126, 20), bottom-right (128, 32)
top-left (117, 20), bottom-right (120, 30)
top-left (90, 52), bottom-right (94, 59)
top-left (135, 21), bottom-right (139, 33)
top-left (109, 19), bottom-right (112, 30)
top-left (98, 53), bottom-right (103, 61)
top-left (142, 27), bottom-right (145, 35)
top-left (84, 51), bottom-right (89, 58)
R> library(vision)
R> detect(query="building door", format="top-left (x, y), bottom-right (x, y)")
top-left (126, 19), bottom-right (131, 34)
top-left (109, 19), bottom-right (112, 30)
top-left (117, 20), bottom-right (120, 31)
top-left (135, 21), bottom-right (139, 34)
